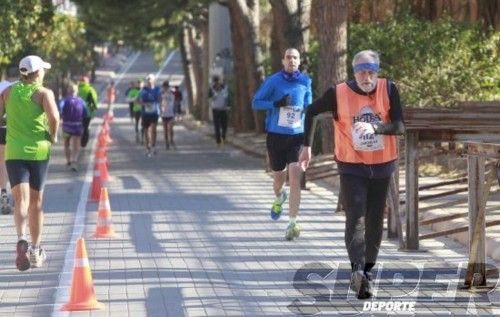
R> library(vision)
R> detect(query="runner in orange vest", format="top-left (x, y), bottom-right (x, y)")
top-left (299, 50), bottom-right (405, 299)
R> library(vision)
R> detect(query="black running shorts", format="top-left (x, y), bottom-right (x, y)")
top-left (6, 159), bottom-right (49, 191)
top-left (266, 132), bottom-right (304, 172)
top-left (142, 115), bottom-right (159, 129)
top-left (0, 127), bottom-right (6, 145)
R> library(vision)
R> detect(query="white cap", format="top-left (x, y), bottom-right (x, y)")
top-left (145, 73), bottom-right (155, 81)
top-left (19, 55), bottom-right (51, 75)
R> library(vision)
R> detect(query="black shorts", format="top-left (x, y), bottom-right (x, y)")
top-left (0, 127), bottom-right (6, 145)
top-left (266, 132), bottom-right (303, 172)
top-left (142, 115), bottom-right (159, 129)
top-left (6, 159), bottom-right (50, 191)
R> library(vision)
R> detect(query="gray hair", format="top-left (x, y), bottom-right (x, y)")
top-left (352, 50), bottom-right (380, 67)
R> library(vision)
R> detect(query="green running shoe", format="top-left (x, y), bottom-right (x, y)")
top-left (270, 190), bottom-right (287, 220)
top-left (285, 222), bottom-right (300, 241)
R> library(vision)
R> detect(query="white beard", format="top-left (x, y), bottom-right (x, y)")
top-left (358, 81), bottom-right (376, 93)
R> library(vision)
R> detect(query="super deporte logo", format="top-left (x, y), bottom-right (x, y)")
top-left (287, 261), bottom-right (500, 316)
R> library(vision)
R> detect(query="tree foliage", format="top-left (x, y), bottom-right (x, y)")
top-left (73, 0), bottom-right (210, 61)
top-left (347, 17), bottom-right (499, 107)
top-left (40, 13), bottom-right (95, 82)
top-left (0, 1), bottom-right (44, 66)
top-left (0, 1), bottom-right (95, 84)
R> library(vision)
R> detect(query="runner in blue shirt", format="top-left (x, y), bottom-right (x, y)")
top-left (252, 48), bottom-right (312, 241)
top-left (139, 74), bottom-right (161, 157)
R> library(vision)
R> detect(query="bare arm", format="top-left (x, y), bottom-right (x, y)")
top-left (0, 90), bottom-right (6, 119)
top-left (0, 86), bottom-right (11, 120)
top-left (40, 88), bottom-right (60, 143)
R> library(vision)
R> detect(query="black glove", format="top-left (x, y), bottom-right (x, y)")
top-left (273, 94), bottom-right (291, 108)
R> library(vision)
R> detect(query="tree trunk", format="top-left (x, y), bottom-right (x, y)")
top-left (201, 20), bottom-right (210, 121)
top-left (479, 0), bottom-right (500, 30)
top-left (313, 0), bottom-right (348, 154)
top-left (189, 27), bottom-right (203, 119)
top-left (270, 0), bottom-right (311, 72)
top-left (469, 0), bottom-right (479, 22)
top-left (228, 12), bottom-right (247, 131)
top-left (179, 25), bottom-right (197, 116)
top-left (227, 0), bottom-right (264, 132)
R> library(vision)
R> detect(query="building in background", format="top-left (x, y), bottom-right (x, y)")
top-left (52, 0), bottom-right (77, 16)
top-left (208, 3), bottom-right (232, 83)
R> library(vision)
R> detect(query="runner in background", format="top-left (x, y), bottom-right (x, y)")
top-left (139, 74), bottom-right (161, 157)
top-left (252, 48), bottom-right (312, 241)
top-left (127, 80), bottom-right (144, 143)
top-left (125, 80), bottom-right (135, 121)
top-left (60, 82), bottom-right (87, 172)
top-left (0, 68), bottom-right (17, 215)
top-left (160, 80), bottom-right (176, 150)
top-left (77, 76), bottom-right (98, 148)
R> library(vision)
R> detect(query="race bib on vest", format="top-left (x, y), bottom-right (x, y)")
top-left (277, 106), bottom-right (302, 129)
top-left (352, 106), bottom-right (384, 151)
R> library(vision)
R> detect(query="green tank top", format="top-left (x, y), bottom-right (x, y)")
top-left (128, 88), bottom-right (142, 112)
top-left (5, 82), bottom-right (51, 161)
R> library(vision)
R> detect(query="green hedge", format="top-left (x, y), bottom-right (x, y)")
top-left (348, 17), bottom-right (499, 107)
top-left (308, 17), bottom-right (499, 108)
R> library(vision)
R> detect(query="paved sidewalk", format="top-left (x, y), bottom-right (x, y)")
top-left (1, 51), bottom-right (500, 317)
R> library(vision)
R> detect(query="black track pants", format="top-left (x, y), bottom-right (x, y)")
top-left (340, 173), bottom-right (390, 271)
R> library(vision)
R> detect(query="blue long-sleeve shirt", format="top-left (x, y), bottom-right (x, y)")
top-left (140, 86), bottom-right (161, 116)
top-left (252, 71), bottom-right (312, 135)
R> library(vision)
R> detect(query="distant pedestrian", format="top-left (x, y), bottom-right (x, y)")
top-left (77, 76), bottom-right (98, 147)
top-left (125, 81), bottom-right (135, 120)
top-left (160, 81), bottom-right (176, 150)
top-left (208, 76), bottom-right (229, 146)
top-left (173, 85), bottom-right (183, 118)
top-left (139, 74), bottom-right (161, 157)
top-left (60, 82), bottom-right (87, 172)
top-left (0, 55), bottom-right (60, 270)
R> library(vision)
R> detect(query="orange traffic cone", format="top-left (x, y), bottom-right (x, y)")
top-left (96, 158), bottom-right (109, 182)
top-left (103, 109), bottom-right (114, 122)
top-left (89, 169), bottom-right (101, 202)
top-left (94, 187), bottom-right (116, 238)
top-left (108, 109), bottom-right (114, 121)
top-left (101, 125), bottom-right (113, 144)
top-left (61, 238), bottom-right (104, 311)
top-left (97, 138), bottom-right (106, 149)
top-left (95, 147), bottom-right (109, 169)
top-left (102, 120), bottom-right (110, 131)
top-left (98, 128), bottom-right (113, 146)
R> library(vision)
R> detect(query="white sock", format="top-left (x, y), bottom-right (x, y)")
top-left (277, 190), bottom-right (286, 200)
top-left (18, 234), bottom-right (27, 241)
top-left (289, 217), bottom-right (297, 224)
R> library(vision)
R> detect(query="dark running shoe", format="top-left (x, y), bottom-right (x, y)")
top-left (350, 270), bottom-right (372, 300)
top-left (16, 240), bottom-right (30, 271)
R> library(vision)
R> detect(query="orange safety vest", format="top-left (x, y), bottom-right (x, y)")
top-left (333, 78), bottom-right (397, 164)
